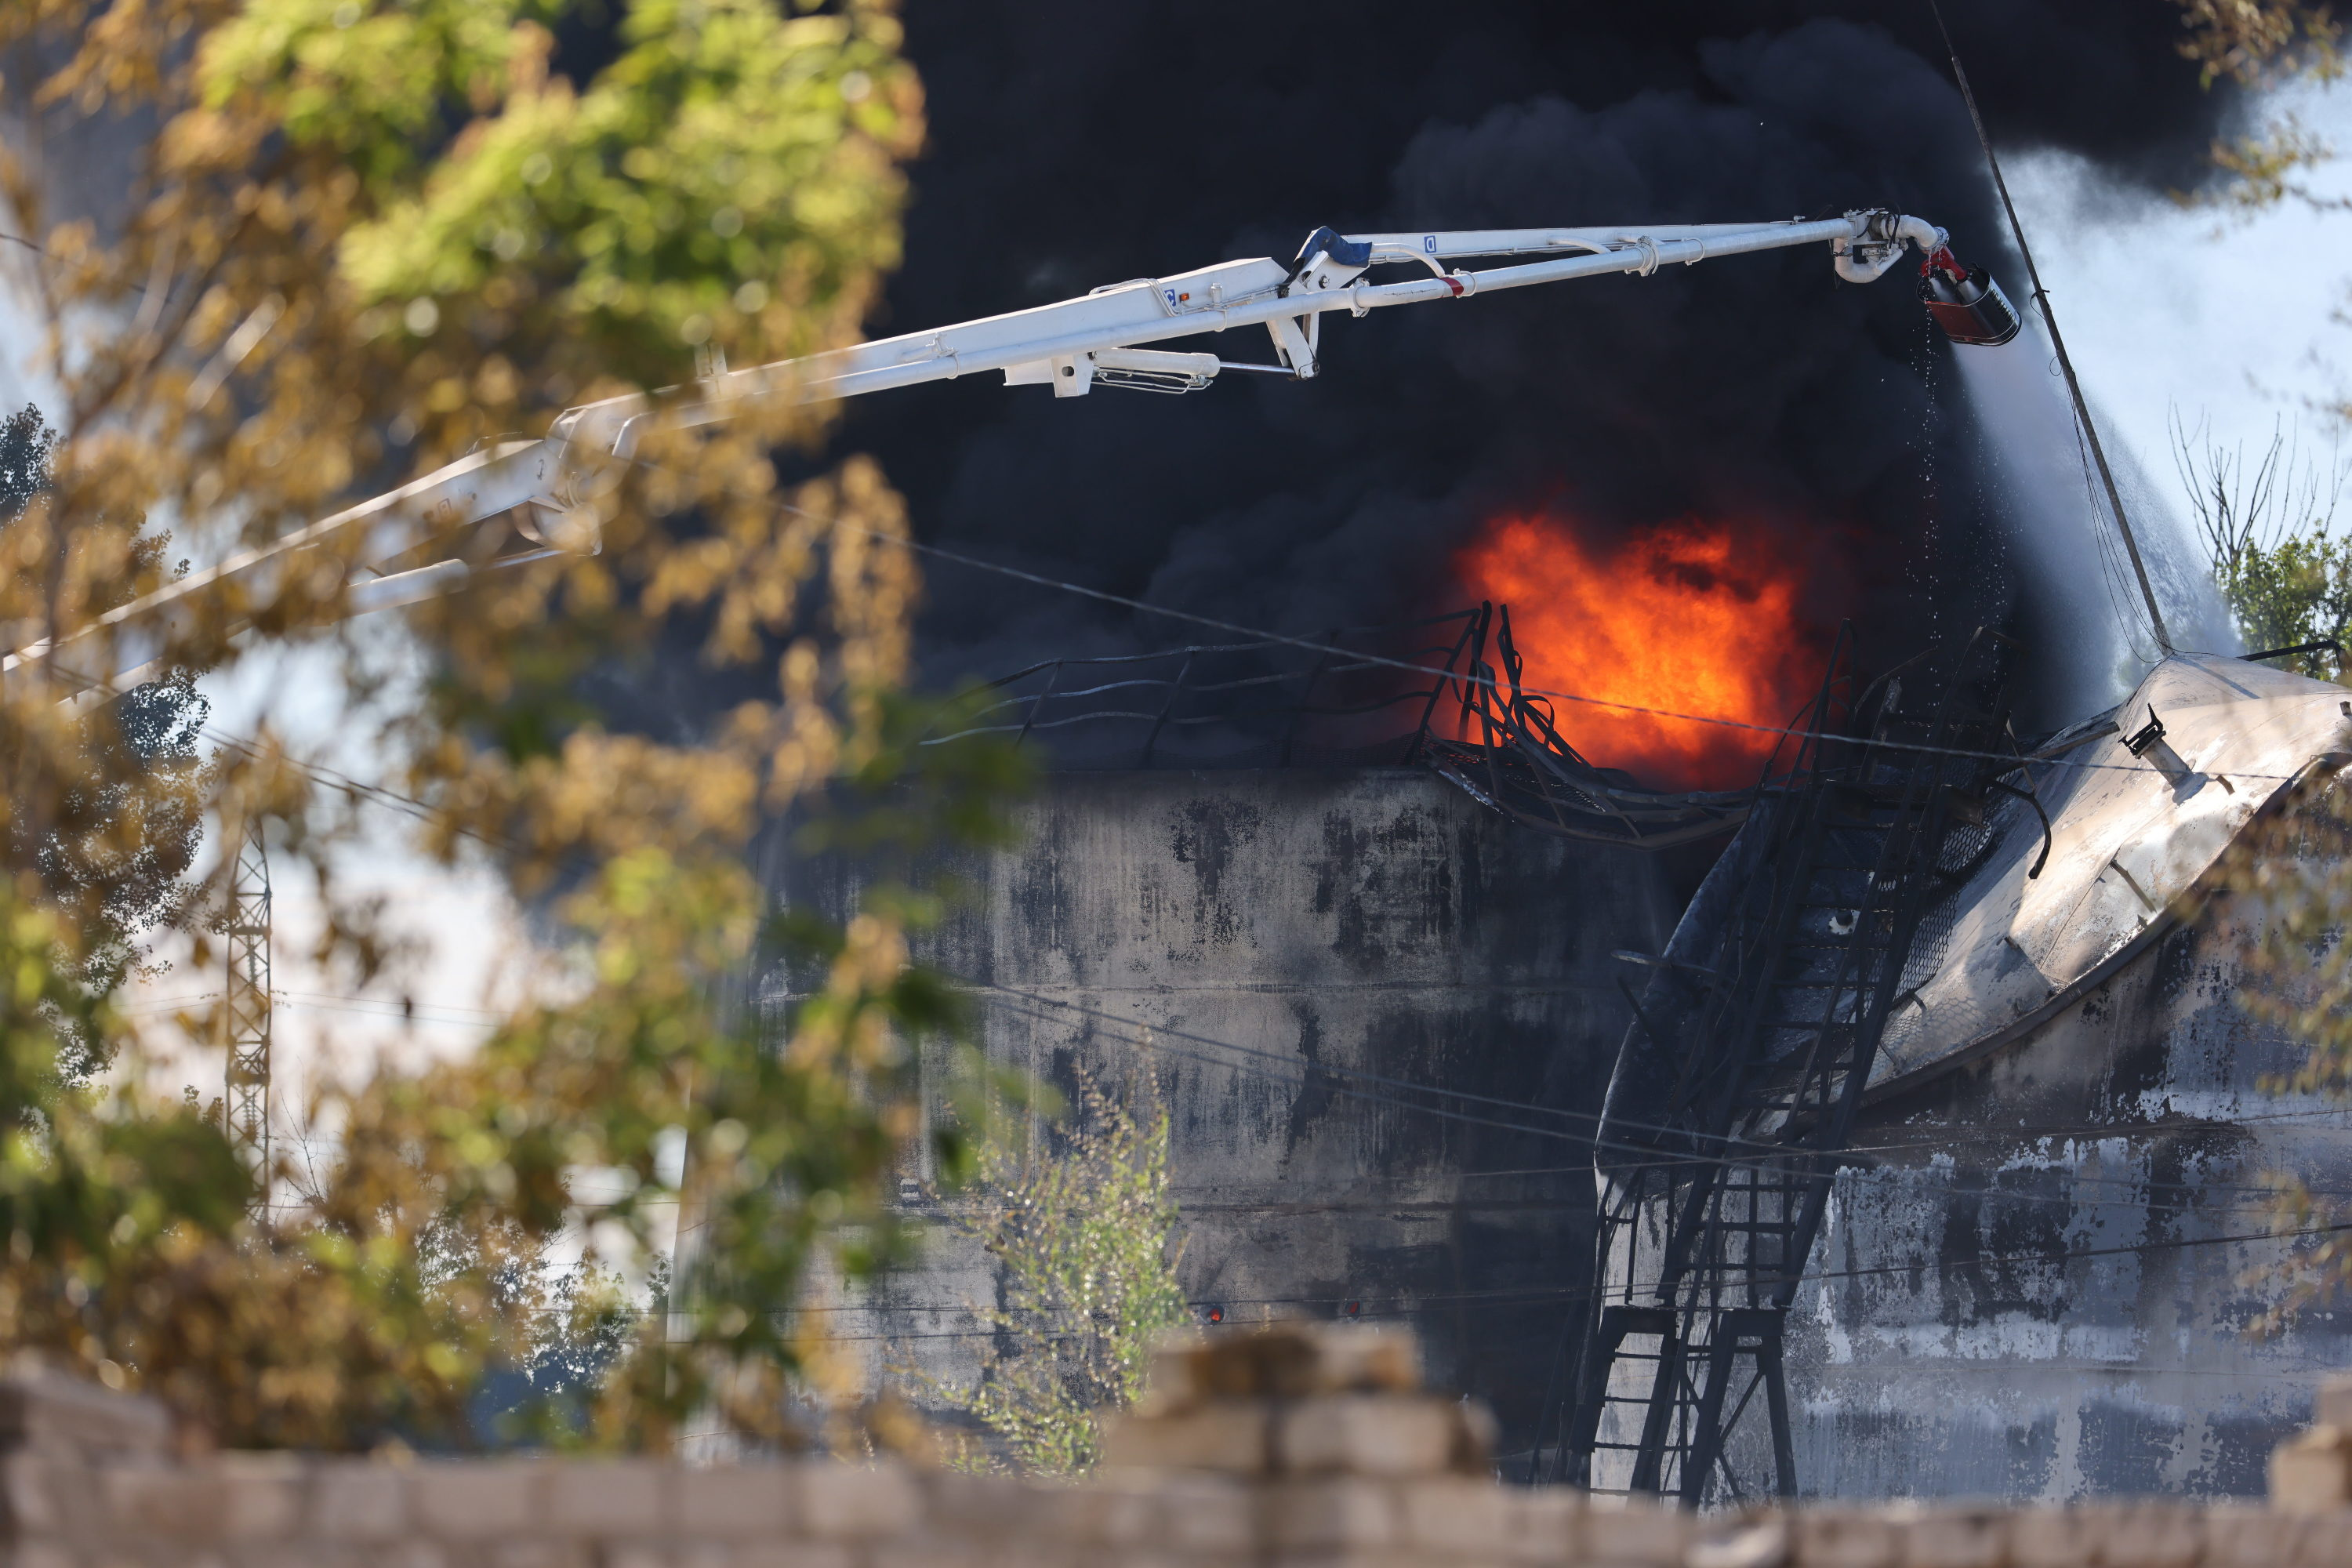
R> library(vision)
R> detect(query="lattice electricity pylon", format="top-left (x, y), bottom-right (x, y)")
top-left (1554, 626), bottom-right (2018, 1506)
top-left (222, 821), bottom-right (272, 1199)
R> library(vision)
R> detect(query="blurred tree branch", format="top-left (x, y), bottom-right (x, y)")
top-left (2175, 0), bottom-right (2343, 88)
top-left (0, 0), bottom-right (1029, 1452)
top-left (2170, 2), bottom-right (2347, 218)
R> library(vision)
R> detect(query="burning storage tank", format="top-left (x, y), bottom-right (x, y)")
top-left (759, 555), bottom-right (2352, 1501)
top-left (712, 190), bottom-right (2321, 1490)
top-left (1, 0), bottom-right (2294, 1497)
top-left (754, 601), bottom-right (1772, 1458)
top-left (760, 494), bottom-right (2352, 1502)
top-left (1563, 649), bottom-right (2352, 1502)
top-left (675, 16), bottom-right (2279, 1486)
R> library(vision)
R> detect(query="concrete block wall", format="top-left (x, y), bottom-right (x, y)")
top-left (9, 1329), bottom-right (2350, 1567)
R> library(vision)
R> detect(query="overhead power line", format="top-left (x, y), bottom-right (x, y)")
top-left (122, 971), bottom-right (2352, 1215)
top-left (971, 989), bottom-right (2350, 1220)
top-left (976, 982), bottom-right (2351, 1189)
top-left (779, 500), bottom-right (2304, 786)
top-left (750, 1214), bottom-right (2352, 1344)
top-left (127, 971), bottom-right (2352, 1217)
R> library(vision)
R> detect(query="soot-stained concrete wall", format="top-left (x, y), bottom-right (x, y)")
top-left (757, 768), bottom-right (1688, 1456)
top-left (1778, 879), bottom-right (2352, 1501)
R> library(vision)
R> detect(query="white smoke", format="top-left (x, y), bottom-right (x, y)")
top-left (1955, 325), bottom-right (2237, 722)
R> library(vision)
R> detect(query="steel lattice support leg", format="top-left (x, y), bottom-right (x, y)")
top-left (1679, 1308), bottom-right (1796, 1504)
top-left (1562, 1305), bottom-right (1679, 1489)
top-left (1565, 630), bottom-right (2016, 1506)
top-left (223, 822), bottom-right (271, 1201)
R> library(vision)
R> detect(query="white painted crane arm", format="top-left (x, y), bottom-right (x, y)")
top-left (565, 211), bottom-right (1915, 446)
top-left (7, 208), bottom-right (1955, 697)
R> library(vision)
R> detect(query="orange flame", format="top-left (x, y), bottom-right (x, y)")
top-left (1454, 513), bottom-right (1817, 790)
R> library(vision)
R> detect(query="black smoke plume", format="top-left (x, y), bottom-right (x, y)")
top-left (797, 2), bottom-right (2244, 743)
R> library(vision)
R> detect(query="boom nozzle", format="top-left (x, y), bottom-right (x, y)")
top-left (1919, 246), bottom-right (2020, 347)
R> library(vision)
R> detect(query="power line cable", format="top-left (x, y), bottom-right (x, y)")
top-left (775, 500), bottom-right (2305, 786)
top-left (129, 952), bottom-right (2352, 1181)
top-left (85, 530), bottom-right (2352, 1224)
top-left (975, 982), bottom-right (2352, 1200)
top-left (520, 1212), bottom-right (2352, 1339)
top-left (972, 992), bottom-right (2348, 1218)
top-left (165, 960), bottom-right (2352, 1211)
top-left (274, 995), bottom-right (501, 1030)
top-left (1343, 1152), bottom-right (2352, 1203)
top-left (277, 988), bottom-right (504, 1019)
top-left (760, 1215), bottom-right (2352, 1342)
top-left (89, 487), bottom-right (2308, 882)
top-left (198, 722), bottom-right (522, 853)
top-left (118, 931), bottom-right (2352, 1210)
top-left (136, 974), bottom-right (2352, 1245)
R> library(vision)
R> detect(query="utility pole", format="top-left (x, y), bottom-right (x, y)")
top-left (222, 821), bottom-right (272, 1203)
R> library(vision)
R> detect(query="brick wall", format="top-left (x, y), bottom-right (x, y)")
top-left (5, 1327), bottom-right (2340, 1566)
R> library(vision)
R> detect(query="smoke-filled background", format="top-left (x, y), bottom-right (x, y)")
top-left (764, 0), bottom-right (2250, 764)
top-left (0, 4), bottom-right (2265, 781)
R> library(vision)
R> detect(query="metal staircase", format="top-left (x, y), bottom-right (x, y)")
top-left (1554, 626), bottom-right (2018, 1505)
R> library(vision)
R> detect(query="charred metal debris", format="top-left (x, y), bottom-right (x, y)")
top-left (927, 604), bottom-right (1751, 850)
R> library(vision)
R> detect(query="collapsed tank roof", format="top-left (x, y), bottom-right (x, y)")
top-left (1872, 654), bottom-right (2349, 1099)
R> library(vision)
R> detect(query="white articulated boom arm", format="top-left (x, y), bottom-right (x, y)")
top-left (5, 208), bottom-right (2012, 699)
